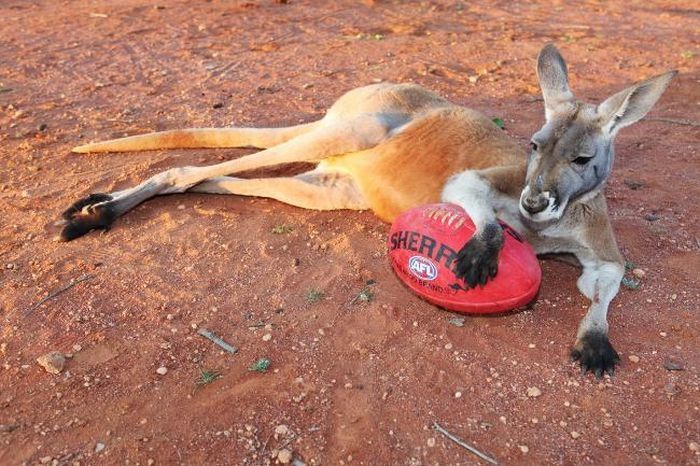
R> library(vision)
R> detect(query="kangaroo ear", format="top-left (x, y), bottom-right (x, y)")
top-left (537, 44), bottom-right (576, 120)
top-left (598, 71), bottom-right (677, 134)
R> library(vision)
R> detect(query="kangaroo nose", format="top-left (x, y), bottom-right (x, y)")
top-left (521, 195), bottom-right (548, 214)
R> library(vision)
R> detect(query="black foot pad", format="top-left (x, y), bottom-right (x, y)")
top-left (60, 193), bottom-right (117, 241)
top-left (454, 223), bottom-right (504, 288)
top-left (571, 332), bottom-right (620, 378)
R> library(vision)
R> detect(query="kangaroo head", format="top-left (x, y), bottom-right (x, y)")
top-left (519, 44), bottom-right (676, 224)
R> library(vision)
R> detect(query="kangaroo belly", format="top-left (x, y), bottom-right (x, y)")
top-left (326, 108), bottom-right (525, 222)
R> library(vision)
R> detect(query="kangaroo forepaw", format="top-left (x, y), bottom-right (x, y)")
top-left (571, 332), bottom-right (620, 378)
top-left (60, 193), bottom-right (118, 241)
top-left (453, 224), bottom-right (503, 288)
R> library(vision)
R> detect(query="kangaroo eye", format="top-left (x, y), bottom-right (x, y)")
top-left (572, 156), bottom-right (592, 165)
top-left (530, 142), bottom-right (538, 151)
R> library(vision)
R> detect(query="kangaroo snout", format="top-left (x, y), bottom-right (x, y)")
top-left (521, 192), bottom-right (549, 214)
top-left (519, 185), bottom-right (560, 221)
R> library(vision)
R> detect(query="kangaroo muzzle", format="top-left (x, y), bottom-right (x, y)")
top-left (519, 186), bottom-right (562, 222)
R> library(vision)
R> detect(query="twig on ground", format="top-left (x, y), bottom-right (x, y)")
top-left (24, 274), bottom-right (95, 316)
top-left (643, 117), bottom-right (700, 127)
top-left (432, 422), bottom-right (498, 465)
top-left (197, 328), bottom-right (238, 354)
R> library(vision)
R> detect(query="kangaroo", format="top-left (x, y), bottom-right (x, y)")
top-left (60, 44), bottom-right (676, 377)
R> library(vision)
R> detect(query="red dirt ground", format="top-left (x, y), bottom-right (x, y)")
top-left (1, 1), bottom-right (698, 465)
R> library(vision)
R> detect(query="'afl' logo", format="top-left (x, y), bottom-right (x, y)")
top-left (408, 256), bottom-right (438, 281)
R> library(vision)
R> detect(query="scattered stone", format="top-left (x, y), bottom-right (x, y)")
top-left (37, 351), bottom-right (66, 374)
top-left (663, 359), bottom-right (684, 371)
top-left (177, 204), bottom-right (185, 210)
top-left (277, 448), bottom-right (293, 464)
top-left (519, 445), bottom-right (529, 453)
top-left (526, 387), bottom-right (542, 398)
top-left (447, 317), bottom-right (465, 327)
top-left (156, 366), bottom-right (168, 375)
top-left (427, 437), bottom-right (436, 447)
top-left (262, 333), bottom-right (272, 342)
top-left (628, 355), bottom-right (640, 363)
top-left (643, 213), bottom-right (660, 222)
top-left (624, 179), bottom-right (644, 190)
top-left (528, 343), bottom-right (536, 348)
top-left (72, 344), bottom-right (82, 352)
top-left (0, 424), bottom-right (19, 433)
top-left (444, 343), bottom-right (453, 350)
top-left (454, 391), bottom-right (462, 398)
top-left (95, 442), bottom-right (106, 453)
top-left (664, 382), bottom-right (681, 396)
top-left (39, 456), bottom-right (52, 464)
top-left (689, 441), bottom-right (699, 452)
top-left (631, 268), bottom-right (646, 279)
top-left (274, 424), bottom-right (289, 436)
top-left (570, 431), bottom-right (581, 439)
top-left (212, 102), bottom-right (224, 109)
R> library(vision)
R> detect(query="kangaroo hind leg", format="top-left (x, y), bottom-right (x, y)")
top-left (60, 115), bottom-right (388, 241)
top-left (189, 168), bottom-right (369, 211)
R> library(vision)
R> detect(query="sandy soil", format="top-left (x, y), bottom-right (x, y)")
top-left (1, 1), bottom-right (698, 465)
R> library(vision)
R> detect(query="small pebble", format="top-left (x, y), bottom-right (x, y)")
top-left (631, 268), bottom-right (646, 279)
top-left (37, 351), bottom-right (66, 374)
top-left (664, 383), bottom-right (681, 396)
top-left (454, 391), bottom-right (462, 398)
top-left (526, 387), bottom-right (542, 398)
top-left (95, 442), bottom-right (105, 453)
top-left (262, 333), bottom-right (272, 342)
top-left (156, 366), bottom-right (168, 375)
top-left (663, 359), bottom-right (684, 371)
top-left (659, 332), bottom-right (667, 337)
top-left (444, 343), bottom-right (453, 350)
top-left (177, 204), bottom-right (185, 210)
top-left (570, 431), bottom-right (581, 439)
top-left (277, 448), bottom-right (292, 464)
top-left (274, 424), bottom-right (289, 436)
top-left (628, 355), bottom-right (640, 363)
top-left (689, 441), bottom-right (699, 452)
top-left (426, 437), bottom-right (436, 447)
top-left (519, 445), bottom-right (529, 453)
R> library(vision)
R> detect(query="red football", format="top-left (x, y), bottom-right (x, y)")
top-left (388, 203), bottom-right (541, 314)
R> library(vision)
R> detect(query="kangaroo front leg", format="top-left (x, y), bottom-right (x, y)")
top-left (441, 166), bottom-right (524, 287)
top-left (571, 258), bottom-right (624, 377)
